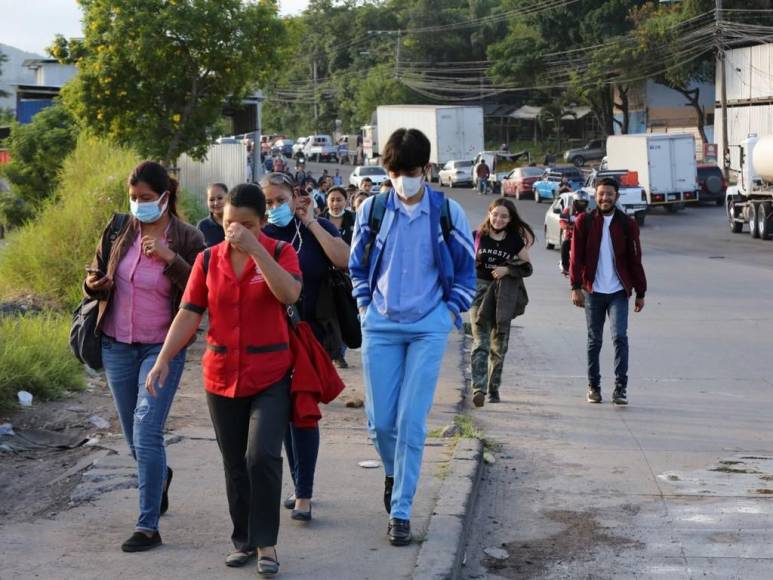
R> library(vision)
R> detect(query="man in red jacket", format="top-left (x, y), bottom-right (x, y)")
top-left (569, 177), bottom-right (646, 405)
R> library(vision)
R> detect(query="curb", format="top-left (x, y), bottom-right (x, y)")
top-left (413, 437), bottom-right (484, 579)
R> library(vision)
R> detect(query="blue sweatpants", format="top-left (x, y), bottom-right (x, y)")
top-left (361, 301), bottom-right (453, 520)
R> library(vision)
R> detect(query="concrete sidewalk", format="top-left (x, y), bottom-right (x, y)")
top-left (0, 331), bottom-right (468, 580)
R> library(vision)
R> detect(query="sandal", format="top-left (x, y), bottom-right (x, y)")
top-left (257, 548), bottom-right (280, 577)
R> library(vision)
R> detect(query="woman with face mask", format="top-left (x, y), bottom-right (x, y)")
top-left (83, 161), bottom-right (205, 552)
top-left (320, 186), bottom-right (355, 245)
top-left (260, 172), bottom-right (350, 523)
top-left (470, 198), bottom-right (534, 407)
top-left (145, 183), bottom-right (302, 575)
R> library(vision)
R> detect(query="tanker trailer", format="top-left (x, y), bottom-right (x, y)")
top-left (727, 134), bottom-right (773, 239)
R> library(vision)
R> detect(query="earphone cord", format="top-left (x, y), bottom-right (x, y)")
top-left (290, 218), bottom-right (303, 254)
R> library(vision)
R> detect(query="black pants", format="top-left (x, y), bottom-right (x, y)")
top-left (561, 238), bottom-right (571, 272)
top-left (206, 376), bottom-right (291, 550)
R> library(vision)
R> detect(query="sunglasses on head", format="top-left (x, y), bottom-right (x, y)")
top-left (259, 172), bottom-right (295, 190)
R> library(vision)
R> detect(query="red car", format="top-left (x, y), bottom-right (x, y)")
top-left (502, 166), bottom-right (545, 199)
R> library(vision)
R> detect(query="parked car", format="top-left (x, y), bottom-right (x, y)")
top-left (544, 191), bottom-right (597, 250)
top-left (696, 163), bottom-right (726, 205)
top-left (438, 160), bottom-right (474, 188)
top-left (271, 138), bottom-right (294, 158)
top-left (563, 139), bottom-right (606, 167)
top-left (304, 134), bottom-right (338, 162)
top-left (349, 165), bottom-right (388, 189)
top-left (532, 167), bottom-right (584, 203)
top-left (502, 166), bottom-right (545, 199)
top-left (581, 168), bottom-right (649, 226)
top-left (292, 137), bottom-right (309, 158)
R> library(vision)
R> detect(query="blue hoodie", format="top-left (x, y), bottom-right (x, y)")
top-left (348, 185), bottom-right (476, 328)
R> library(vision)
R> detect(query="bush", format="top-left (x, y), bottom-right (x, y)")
top-left (0, 136), bottom-right (139, 307)
top-left (0, 102), bottom-right (79, 226)
top-left (178, 187), bottom-right (208, 224)
top-left (0, 313), bottom-right (85, 410)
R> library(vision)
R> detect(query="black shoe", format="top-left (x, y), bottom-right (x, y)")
top-left (121, 531), bottom-right (162, 552)
top-left (387, 518), bottom-right (412, 546)
top-left (472, 391), bottom-right (485, 408)
top-left (612, 388), bottom-right (628, 405)
top-left (333, 357), bottom-right (348, 369)
top-left (291, 502), bottom-right (312, 522)
top-left (384, 476), bottom-right (394, 514)
top-left (488, 392), bottom-right (501, 403)
top-left (587, 386), bottom-right (602, 403)
top-left (283, 495), bottom-right (296, 510)
top-left (160, 466), bottom-right (173, 515)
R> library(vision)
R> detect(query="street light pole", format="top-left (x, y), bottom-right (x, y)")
top-left (250, 89), bottom-right (264, 183)
top-left (717, 0), bottom-right (729, 178)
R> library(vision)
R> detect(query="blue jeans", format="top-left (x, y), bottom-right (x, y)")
top-left (101, 336), bottom-right (187, 533)
top-left (361, 301), bottom-right (452, 520)
top-left (477, 179), bottom-right (488, 194)
top-left (284, 425), bottom-right (319, 500)
top-left (584, 291), bottom-right (629, 390)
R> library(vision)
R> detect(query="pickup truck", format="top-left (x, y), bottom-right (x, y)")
top-left (581, 168), bottom-right (649, 226)
top-left (303, 134), bottom-right (338, 162)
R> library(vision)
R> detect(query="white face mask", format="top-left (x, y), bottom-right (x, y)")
top-left (393, 175), bottom-right (424, 199)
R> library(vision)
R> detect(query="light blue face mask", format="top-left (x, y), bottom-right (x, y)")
top-left (267, 203), bottom-right (294, 227)
top-left (130, 193), bottom-right (167, 224)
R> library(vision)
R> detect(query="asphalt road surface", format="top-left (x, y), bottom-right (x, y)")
top-left (306, 160), bottom-right (773, 578)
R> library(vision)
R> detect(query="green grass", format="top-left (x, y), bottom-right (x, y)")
top-left (0, 313), bottom-right (85, 410)
top-left (454, 415), bottom-right (481, 439)
top-left (178, 187), bottom-right (208, 224)
top-left (0, 136), bottom-right (139, 308)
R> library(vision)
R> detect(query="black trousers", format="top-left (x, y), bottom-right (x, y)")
top-left (206, 376), bottom-right (291, 550)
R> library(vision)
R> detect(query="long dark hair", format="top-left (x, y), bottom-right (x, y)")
top-left (128, 161), bottom-right (179, 217)
top-left (479, 198), bottom-right (535, 247)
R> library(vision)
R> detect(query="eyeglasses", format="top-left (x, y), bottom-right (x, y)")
top-left (259, 172), bottom-right (296, 190)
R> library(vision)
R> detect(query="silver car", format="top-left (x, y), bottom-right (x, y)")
top-left (563, 139), bottom-right (606, 167)
top-left (543, 192), bottom-right (596, 250)
top-left (438, 160), bottom-right (474, 187)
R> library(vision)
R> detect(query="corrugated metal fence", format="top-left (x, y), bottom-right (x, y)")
top-left (177, 143), bottom-right (249, 205)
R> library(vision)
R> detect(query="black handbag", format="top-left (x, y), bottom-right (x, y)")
top-left (69, 214), bottom-right (129, 370)
top-left (327, 267), bottom-right (362, 349)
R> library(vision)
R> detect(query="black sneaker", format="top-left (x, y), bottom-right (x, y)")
top-left (488, 392), bottom-right (501, 403)
top-left (472, 391), bottom-right (485, 408)
top-left (121, 531), bottom-right (162, 552)
top-left (387, 518), bottom-right (412, 546)
top-left (612, 388), bottom-right (628, 405)
top-left (333, 357), bottom-right (348, 369)
top-left (384, 476), bottom-right (394, 514)
top-left (587, 386), bottom-right (602, 403)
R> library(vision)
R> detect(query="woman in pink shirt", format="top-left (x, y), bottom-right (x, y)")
top-left (84, 161), bottom-right (205, 552)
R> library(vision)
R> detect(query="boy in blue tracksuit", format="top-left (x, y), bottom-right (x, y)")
top-left (349, 128), bottom-right (476, 546)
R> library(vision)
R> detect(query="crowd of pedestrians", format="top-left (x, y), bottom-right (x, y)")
top-left (82, 127), bottom-right (646, 576)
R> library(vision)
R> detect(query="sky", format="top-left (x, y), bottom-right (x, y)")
top-left (0, 0), bottom-right (310, 55)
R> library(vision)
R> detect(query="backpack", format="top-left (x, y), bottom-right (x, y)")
top-left (69, 213), bottom-right (130, 370)
top-left (365, 191), bottom-right (452, 263)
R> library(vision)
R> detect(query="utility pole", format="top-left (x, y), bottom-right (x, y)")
top-left (394, 29), bottom-right (401, 80)
top-left (312, 60), bottom-right (319, 132)
top-left (717, 0), bottom-right (729, 178)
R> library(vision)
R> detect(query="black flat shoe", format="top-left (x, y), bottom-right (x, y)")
top-left (387, 518), bottom-right (411, 546)
top-left (121, 531), bottom-right (162, 552)
top-left (160, 466), bottom-right (173, 515)
top-left (225, 550), bottom-right (255, 567)
top-left (384, 476), bottom-right (394, 514)
top-left (257, 549), bottom-right (280, 576)
top-left (291, 503), bottom-right (312, 522)
top-left (283, 495), bottom-right (296, 510)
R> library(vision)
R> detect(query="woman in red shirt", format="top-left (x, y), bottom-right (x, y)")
top-left (145, 183), bottom-right (301, 576)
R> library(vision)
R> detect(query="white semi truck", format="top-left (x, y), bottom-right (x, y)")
top-left (365, 105), bottom-right (485, 178)
top-left (726, 134), bottom-right (773, 239)
top-left (604, 133), bottom-right (698, 212)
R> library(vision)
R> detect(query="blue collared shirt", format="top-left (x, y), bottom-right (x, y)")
top-left (372, 191), bottom-right (443, 322)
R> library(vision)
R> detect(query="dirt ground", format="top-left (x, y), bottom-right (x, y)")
top-left (0, 339), bottom-right (209, 525)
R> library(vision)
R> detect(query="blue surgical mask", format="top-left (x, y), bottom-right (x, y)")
top-left (130, 193), bottom-right (167, 224)
top-left (267, 203), bottom-right (294, 227)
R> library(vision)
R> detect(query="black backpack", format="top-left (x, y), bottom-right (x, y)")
top-left (69, 213), bottom-right (129, 370)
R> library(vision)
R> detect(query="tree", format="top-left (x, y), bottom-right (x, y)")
top-left (50, 0), bottom-right (284, 166)
top-left (0, 102), bottom-right (79, 226)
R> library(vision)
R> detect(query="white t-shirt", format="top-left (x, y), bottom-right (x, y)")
top-left (399, 198), bottom-right (421, 217)
top-left (593, 215), bottom-right (624, 294)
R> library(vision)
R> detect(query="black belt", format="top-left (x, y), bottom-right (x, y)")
top-left (207, 343), bottom-right (289, 354)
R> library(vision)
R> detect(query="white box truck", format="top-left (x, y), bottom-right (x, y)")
top-left (604, 133), bottom-right (698, 212)
top-left (726, 134), bottom-right (773, 240)
top-left (368, 105), bottom-right (484, 178)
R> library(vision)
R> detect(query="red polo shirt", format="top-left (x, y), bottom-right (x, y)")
top-left (181, 234), bottom-right (301, 398)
